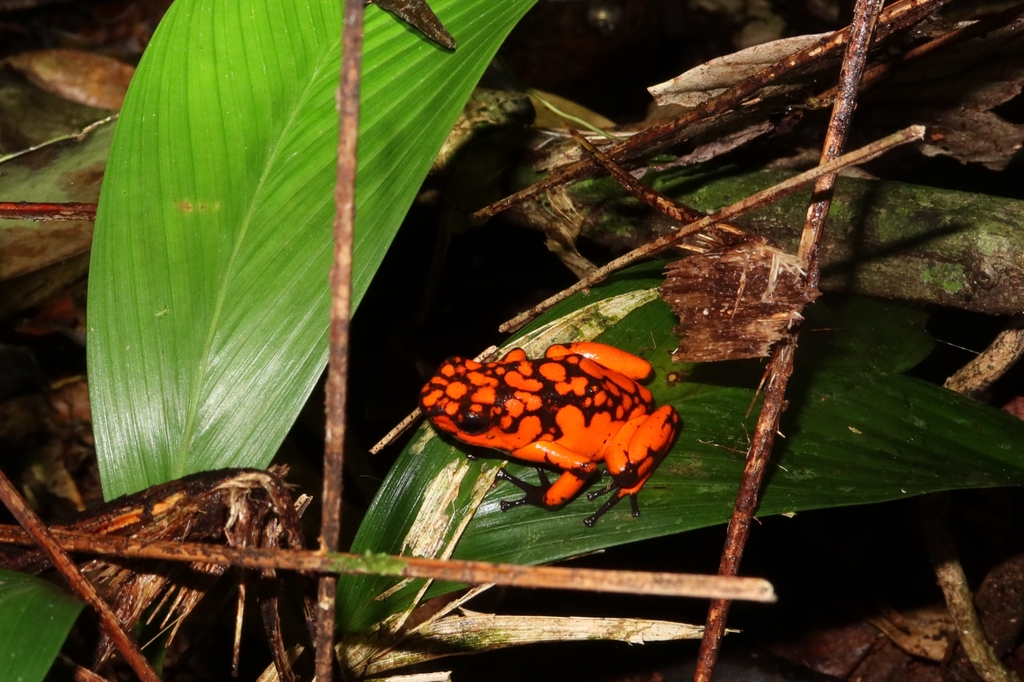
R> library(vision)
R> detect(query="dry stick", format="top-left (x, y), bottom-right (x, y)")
top-left (0, 526), bottom-right (777, 602)
top-left (936, 320), bottom-right (1024, 681)
top-left (799, 1), bottom-right (884, 280)
top-left (693, 1), bottom-right (886, 680)
top-left (475, 0), bottom-right (947, 220)
top-left (568, 130), bottom-right (704, 224)
top-left (921, 495), bottom-right (1021, 682)
top-left (319, 0), bottom-right (364, 679)
top-left (368, 345), bottom-right (499, 455)
top-left (0, 201), bottom-right (97, 221)
top-left (499, 125), bottom-right (923, 334)
top-left (945, 320), bottom-right (1024, 396)
top-left (568, 130), bottom-right (749, 246)
top-left (368, 409), bottom-right (421, 454)
top-left (0, 471), bottom-right (161, 682)
top-left (962, 332), bottom-right (1024, 391)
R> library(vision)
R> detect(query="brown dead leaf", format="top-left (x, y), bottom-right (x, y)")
top-left (649, 12), bottom-right (1024, 171)
top-left (860, 14), bottom-right (1024, 170)
top-left (648, 33), bottom-right (830, 108)
top-left (770, 621), bottom-right (881, 679)
top-left (1002, 396), bottom-right (1024, 419)
top-left (866, 604), bottom-right (957, 662)
top-left (7, 49), bottom-right (135, 111)
top-left (659, 240), bottom-right (819, 363)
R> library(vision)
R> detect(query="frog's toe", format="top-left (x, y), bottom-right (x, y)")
top-left (585, 479), bottom-right (616, 502)
top-left (496, 468), bottom-right (546, 506)
top-left (499, 496), bottom-right (532, 512)
top-left (583, 490), bottom-right (640, 527)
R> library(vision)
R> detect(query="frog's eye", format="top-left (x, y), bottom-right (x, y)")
top-left (457, 409), bottom-right (490, 435)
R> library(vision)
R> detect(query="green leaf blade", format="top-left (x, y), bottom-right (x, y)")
top-left (0, 570), bottom-right (84, 682)
top-left (89, 0), bottom-right (537, 499)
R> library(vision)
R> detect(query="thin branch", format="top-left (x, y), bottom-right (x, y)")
top-left (921, 495), bottom-right (1021, 682)
top-left (568, 130), bottom-right (706, 224)
top-left (693, 341), bottom-right (796, 680)
top-left (694, 1), bottom-right (885, 679)
top-left (0, 201), bottom-right (97, 221)
top-left (0, 525), bottom-right (777, 602)
top-left (499, 126), bottom-right (923, 333)
top-left (368, 409), bottom-right (421, 454)
top-left (320, 0), bottom-right (364, 678)
top-left (798, 0), bottom-right (884, 278)
top-left (944, 318), bottom-right (1024, 396)
top-left (0, 471), bottom-right (161, 682)
top-left (368, 346), bottom-right (499, 455)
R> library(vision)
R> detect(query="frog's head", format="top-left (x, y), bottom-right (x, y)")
top-left (421, 354), bottom-right (553, 453)
top-left (420, 356), bottom-right (500, 441)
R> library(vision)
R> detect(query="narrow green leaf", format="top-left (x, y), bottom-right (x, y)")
top-left (0, 570), bottom-right (83, 682)
top-left (87, 0), bottom-right (537, 499)
top-left (338, 273), bottom-right (1024, 633)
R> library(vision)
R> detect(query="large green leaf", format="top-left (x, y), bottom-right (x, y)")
top-left (87, 0), bottom-right (537, 499)
top-left (0, 570), bottom-right (83, 682)
top-left (337, 268), bottom-right (1024, 633)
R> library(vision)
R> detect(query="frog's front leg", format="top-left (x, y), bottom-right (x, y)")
top-left (497, 440), bottom-right (598, 511)
top-left (508, 441), bottom-right (600, 476)
top-left (497, 468), bottom-right (592, 511)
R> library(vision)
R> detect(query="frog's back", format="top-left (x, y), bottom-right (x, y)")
top-left (420, 351), bottom-right (653, 454)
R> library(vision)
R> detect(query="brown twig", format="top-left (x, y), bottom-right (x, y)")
top-left (921, 495), bottom-right (1021, 682)
top-left (944, 317), bottom-right (1024, 396)
top-left (498, 125), bottom-right (923, 334)
top-left (0, 201), bottom-right (97, 221)
top-left (0, 471), bottom-right (161, 682)
top-left (694, 342), bottom-right (796, 681)
top-left (569, 130), bottom-right (756, 258)
top-left (368, 408), bottom-right (421, 454)
top-left (932, 314), bottom-right (1024, 680)
top-left (693, 1), bottom-right (885, 680)
top-left (798, 1), bottom-right (884, 280)
top-left (568, 130), bottom-right (705, 224)
top-left (320, 0), bottom-right (364, 678)
top-left (474, 0), bottom-right (947, 220)
top-left (0, 524), bottom-right (777, 602)
top-left (368, 346), bottom-right (499, 455)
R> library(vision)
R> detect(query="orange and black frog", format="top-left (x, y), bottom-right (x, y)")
top-left (419, 342), bottom-right (680, 526)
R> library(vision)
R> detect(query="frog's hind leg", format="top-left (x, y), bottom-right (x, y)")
top-left (583, 484), bottom-right (638, 527)
top-left (584, 406), bottom-right (680, 527)
top-left (603, 406), bottom-right (678, 486)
